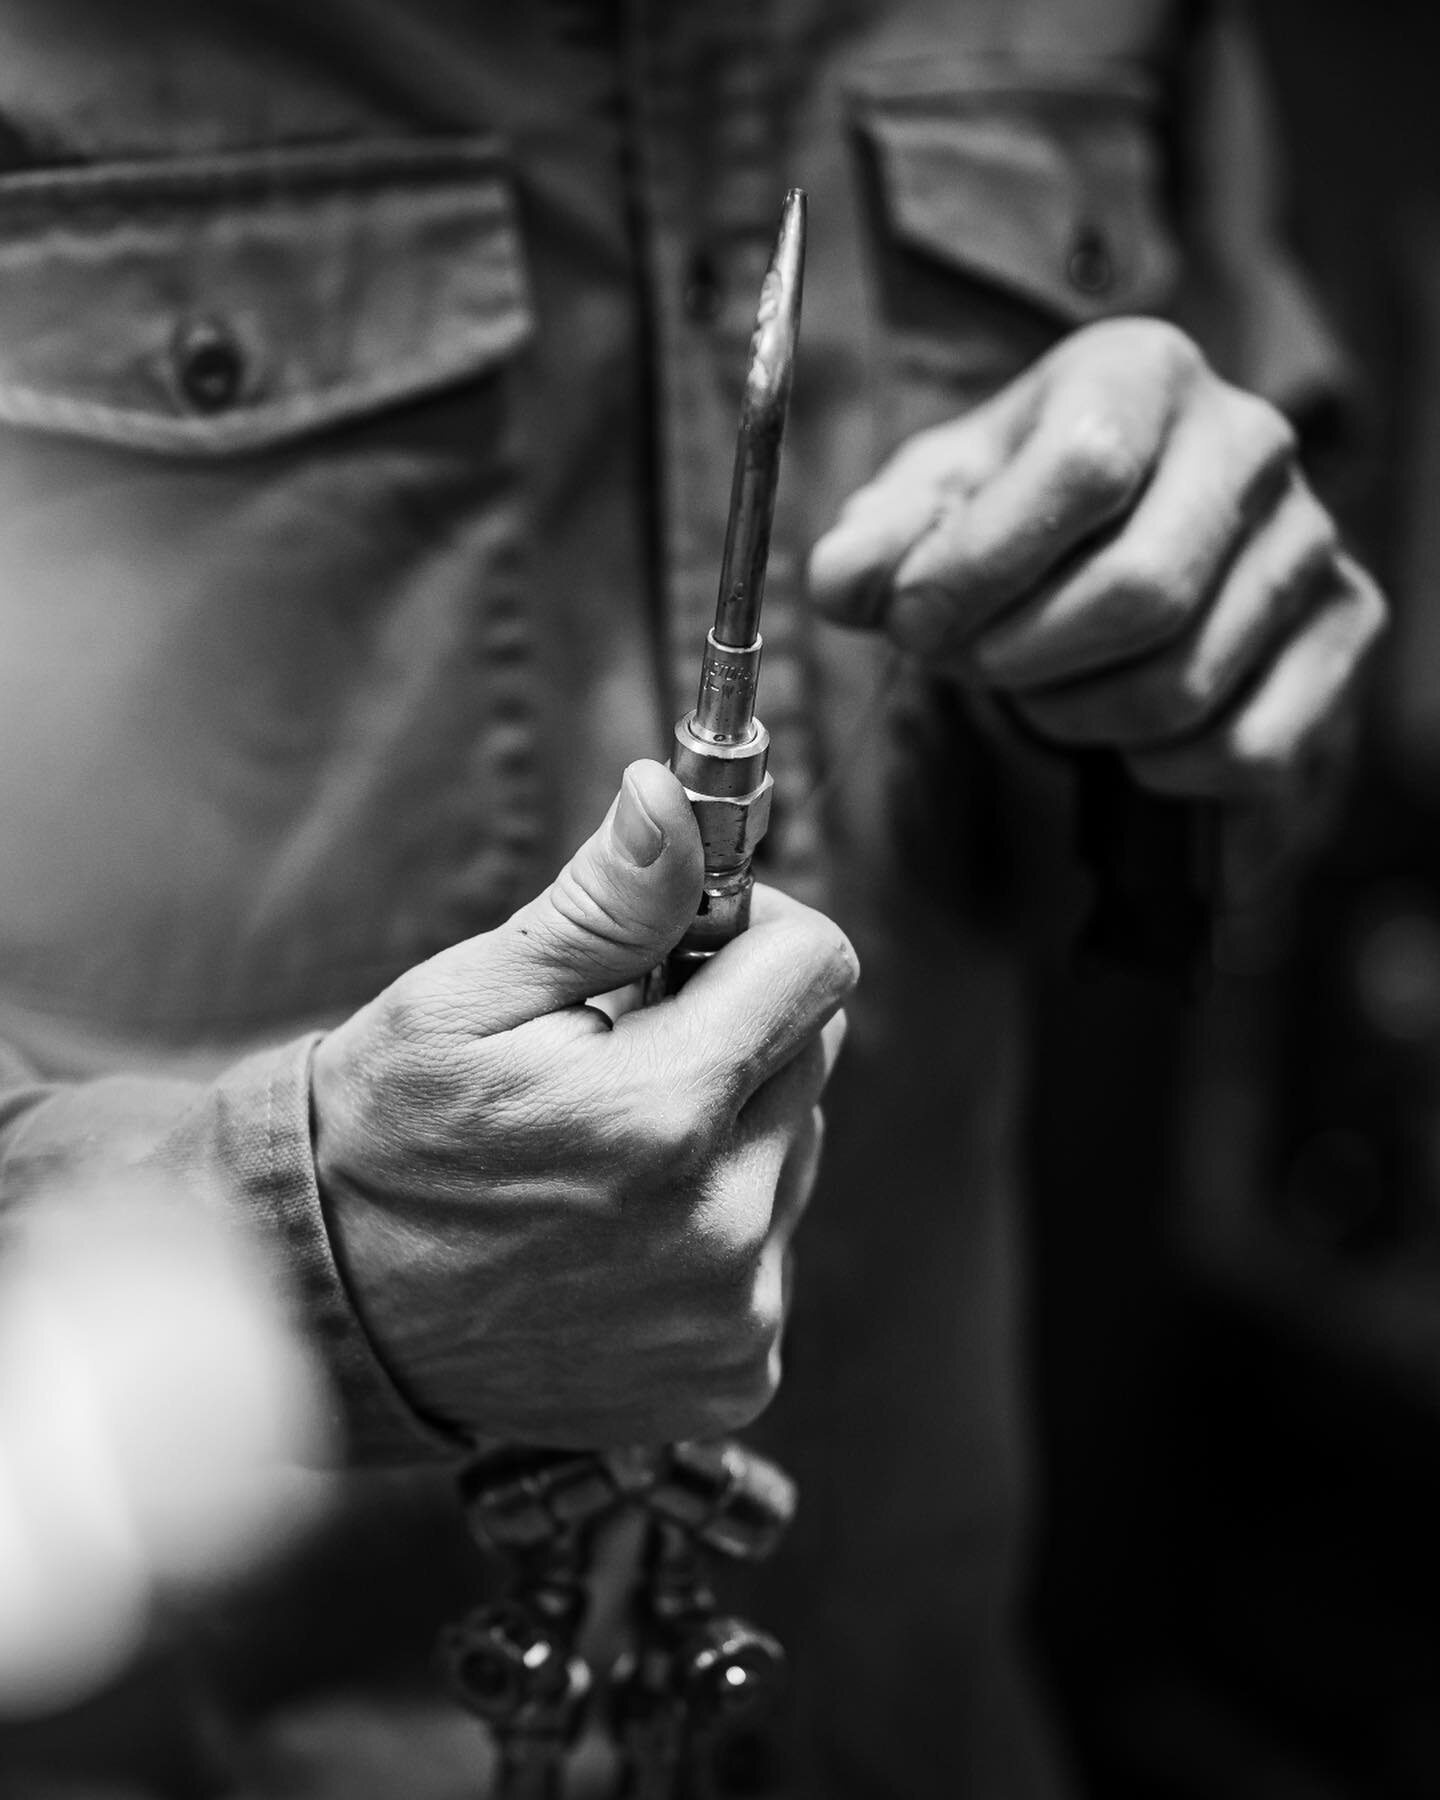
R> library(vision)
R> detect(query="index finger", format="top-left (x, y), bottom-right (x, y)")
top-left (615, 884), bottom-right (859, 1110)
top-left (887, 334), bottom-right (1178, 655)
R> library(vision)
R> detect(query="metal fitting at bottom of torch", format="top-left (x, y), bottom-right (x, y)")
top-left (675, 869), bottom-right (757, 962)
top-left (658, 875), bottom-right (759, 995)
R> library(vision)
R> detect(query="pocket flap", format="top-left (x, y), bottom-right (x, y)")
top-left (853, 71), bottom-right (1180, 326)
top-left (0, 137), bottom-right (532, 456)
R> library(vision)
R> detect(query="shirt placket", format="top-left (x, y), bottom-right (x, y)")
top-left (625, 0), bottom-right (829, 909)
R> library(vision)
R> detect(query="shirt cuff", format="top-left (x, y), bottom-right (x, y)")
top-left (149, 1033), bottom-right (464, 1467)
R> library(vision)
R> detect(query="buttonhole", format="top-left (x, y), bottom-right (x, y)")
top-left (1067, 228), bottom-right (1115, 297)
top-left (173, 316), bottom-right (247, 414)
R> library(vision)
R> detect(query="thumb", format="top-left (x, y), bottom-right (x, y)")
top-left (454, 759), bottom-right (703, 1032)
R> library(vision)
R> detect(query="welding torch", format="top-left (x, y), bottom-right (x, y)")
top-left (443, 196), bottom-right (808, 1794)
top-left (654, 188), bottom-right (805, 995)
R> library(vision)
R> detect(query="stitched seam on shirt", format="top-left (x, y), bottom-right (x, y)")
top-left (0, 138), bottom-right (511, 208)
top-left (841, 58), bottom-right (1160, 109)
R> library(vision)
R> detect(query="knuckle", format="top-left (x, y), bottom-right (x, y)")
top-left (1059, 410), bottom-right (1147, 513)
top-left (377, 970), bottom-right (440, 1047)
top-left (680, 1162), bottom-right (774, 1286)
top-left (626, 1080), bottom-right (713, 1174)
top-left (679, 1268), bottom-right (783, 1437)
top-left (776, 916), bottom-right (861, 1010)
top-left (1224, 718), bottom-right (1292, 798)
top-left (1233, 392), bottom-right (1298, 484)
top-left (1126, 316), bottom-right (1204, 384)
top-left (1157, 319), bottom-right (1205, 378)
top-left (1167, 664), bottom-right (1219, 734)
top-left (1126, 659), bottom-right (1214, 741)
top-left (699, 1354), bottom-right (780, 1437)
top-left (704, 1202), bottom-right (779, 1311)
top-left (1099, 553), bottom-right (1190, 651)
top-left (372, 978), bottom-right (476, 1093)
top-left (1293, 503), bottom-right (1342, 585)
top-left (821, 928), bottom-right (862, 1000)
top-left (1262, 515), bottom-right (1340, 634)
top-left (1348, 570), bottom-right (1389, 650)
top-left (743, 1264), bottom-right (786, 1347)
top-left (702, 1211), bottom-right (770, 1290)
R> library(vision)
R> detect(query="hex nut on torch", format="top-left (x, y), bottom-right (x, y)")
top-left (686, 778), bottom-right (774, 870)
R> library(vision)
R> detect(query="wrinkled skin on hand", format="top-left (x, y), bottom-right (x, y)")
top-left (311, 759), bottom-right (857, 1448)
top-left (810, 318), bottom-right (1386, 897)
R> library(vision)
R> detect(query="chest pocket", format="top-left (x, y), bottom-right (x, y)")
top-left (0, 135), bottom-right (547, 1033)
top-left (846, 61), bottom-right (1182, 447)
top-left (0, 136), bottom-right (531, 453)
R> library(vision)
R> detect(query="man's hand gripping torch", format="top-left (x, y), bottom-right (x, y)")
top-left (442, 193), bottom-right (808, 1798)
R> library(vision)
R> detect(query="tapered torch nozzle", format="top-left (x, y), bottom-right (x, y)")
top-left (662, 190), bottom-right (805, 986)
top-left (692, 188), bottom-right (806, 745)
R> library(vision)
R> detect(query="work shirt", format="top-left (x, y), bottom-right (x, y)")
top-left (0, 2), bottom-right (1341, 1795)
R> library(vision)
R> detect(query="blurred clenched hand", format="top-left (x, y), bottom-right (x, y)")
top-left (810, 318), bottom-right (1385, 889)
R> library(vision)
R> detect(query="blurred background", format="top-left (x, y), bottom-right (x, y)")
top-left (4, 7), bottom-right (1440, 1798)
top-left (1028, 4), bottom-right (1440, 1795)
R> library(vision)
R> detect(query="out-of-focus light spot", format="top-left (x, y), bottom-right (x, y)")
top-left (0, 1178), bottom-right (335, 1716)
top-left (0, 1276), bottom-right (149, 1713)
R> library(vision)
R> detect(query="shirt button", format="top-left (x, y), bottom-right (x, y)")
top-left (683, 247), bottom-right (725, 323)
top-left (173, 317), bottom-right (247, 413)
top-left (1066, 227), bottom-right (1115, 298)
